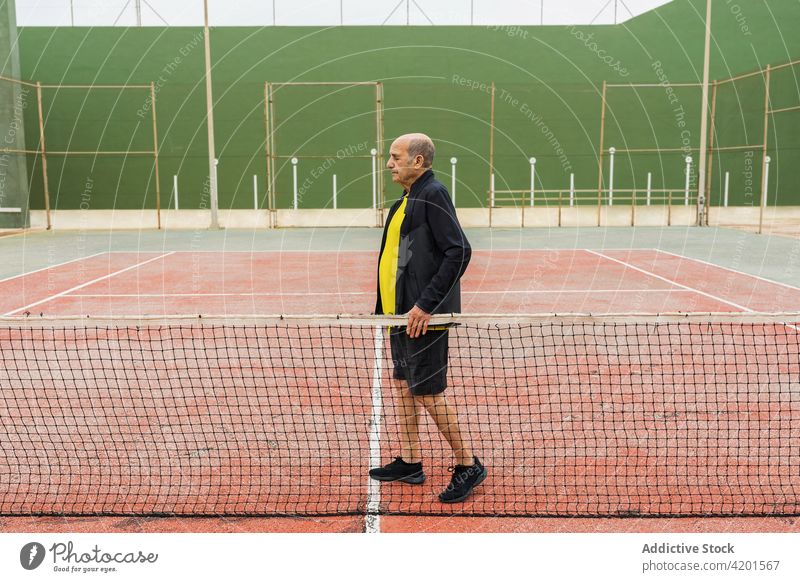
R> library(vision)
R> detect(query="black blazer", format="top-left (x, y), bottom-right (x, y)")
top-left (375, 170), bottom-right (471, 315)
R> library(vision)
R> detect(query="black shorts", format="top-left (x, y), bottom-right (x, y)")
top-left (389, 327), bottom-right (449, 396)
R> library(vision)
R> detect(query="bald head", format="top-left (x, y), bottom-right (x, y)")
top-left (397, 133), bottom-right (435, 168)
top-left (387, 133), bottom-right (435, 190)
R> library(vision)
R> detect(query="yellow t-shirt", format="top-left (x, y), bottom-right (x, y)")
top-left (378, 196), bottom-right (446, 330)
top-left (379, 195), bottom-right (408, 315)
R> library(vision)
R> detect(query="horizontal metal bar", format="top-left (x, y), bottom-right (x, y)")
top-left (270, 154), bottom-right (374, 159)
top-left (767, 58), bottom-right (800, 73)
top-left (269, 82), bottom-right (380, 87)
top-left (46, 151), bottom-right (156, 156)
top-left (493, 189), bottom-right (688, 194)
top-left (0, 74), bottom-right (37, 87)
top-left (715, 69), bottom-right (765, 85)
top-left (0, 148), bottom-right (40, 155)
top-left (39, 84), bottom-right (151, 90)
top-left (605, 147), bottom-right (700, 153)
top-left (0, 312), bottom-right (797, 327)
top-left (0, 207), bottom-right (22, 213)
top-left (606, 83), bottom-right (703, 88)
top-left (711, 144), bottom-right (764, 152)
top-left (769, 104), bottom-right (800, 115)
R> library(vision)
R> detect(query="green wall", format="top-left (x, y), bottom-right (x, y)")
top-left (16, 0), bottom-right (800, 211)
top-left (1, 0), bottom-right (29, 227)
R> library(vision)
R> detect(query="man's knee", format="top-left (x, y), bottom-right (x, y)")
top-left (416, 393), bottom-right (446, 409)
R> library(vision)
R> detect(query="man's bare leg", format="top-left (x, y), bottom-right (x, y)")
top-left (394, 379), bottom-right (422, 463)
top-left (417, 393), bottom-right (473, 466)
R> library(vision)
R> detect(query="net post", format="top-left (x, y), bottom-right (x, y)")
top-left (608, 147), bottom-right (616, 207)
top-left (596, 80), bottom-right (607, 227)
top-left (529, 157), bottom-right (536, 207)
top-left (724, 172), bottom-right (729, 207)
top-left (761, 156), bottom-right (772, 233)
top-left (668, 190), bottom-right (672, 226)
top-left (646, 172), bottom-right (652, 206)
top-left (569, 173), bottom-right (575, 207)
top-left (150, 82), bottom-right (162, 230)
top-left (371, 148), bottom-right (377, 210)
top-left (558, 190), bottom-right (562, 227)
top-left (35, 81), bottom-right (52, 230)
top-left (450, 157), bottom-right (457, 205)
top-left (332, 173), bottom-right (337, 209)
top-left (488, 81), bottom-right (496, 226)
top-left (291, 157), bottom-right (299, 210)
top-left (758, 65), bottom-right (772, 235)
top-left (173, 175), bottom-right (179, 210)
top-left (684, 156), bottom-right (692, 206)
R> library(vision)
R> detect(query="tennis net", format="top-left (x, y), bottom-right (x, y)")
top-left (0, 313), bottom-right (798, 517)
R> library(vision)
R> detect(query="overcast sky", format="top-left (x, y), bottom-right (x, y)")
top-left (16, 0), bottom-right (673, 27)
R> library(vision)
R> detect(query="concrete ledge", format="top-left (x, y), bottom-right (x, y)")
top-left (30, 210), bottom-right (159, 230)
top-left (708, 206), bottom-right (760, 226)
top-left (597, 206), bottom-right (628, 227)
top-left (456, 208), bottom-right (490, 227)
top-left (633, 206), bottom-right (669, 227)
top-left (26, 206), bottom-right (796, 230)
top-left (489, 208), bottom-right (523, 228)
top-left (275, 208), bottom-right (380, 228)
top-left (561, 206), bottom-right (601, 227)
top-left (668, 205), bottom-right (699, 226)
top-left (522, 207), bottom-right (560, 228)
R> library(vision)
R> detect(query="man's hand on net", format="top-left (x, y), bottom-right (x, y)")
top-left (406, 305), bottom-right (431, 338)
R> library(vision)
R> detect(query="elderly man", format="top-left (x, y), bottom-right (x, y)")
top-left (368, 133), bottom-right (487, 503)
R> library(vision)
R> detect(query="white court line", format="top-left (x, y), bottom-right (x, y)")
top-left (4, 252), bottom-right (176, 316)
top-left (67, 289), bottom-right (696, 298)
top-left (652, 248), bottom-right (800, 292)
top-left (365, 325), bottom-right (384, 534)
top-left (584, 250), bottom-right (753, 312)
top-left (0, 251), bottom-right (108, 284)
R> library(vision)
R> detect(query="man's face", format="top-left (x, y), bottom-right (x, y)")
top-left (387, 139), bottom-right (424, 188)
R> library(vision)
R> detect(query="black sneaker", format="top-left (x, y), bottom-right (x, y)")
top-left (369, 457), bottom-right (426, 484)
top-left (439, 457), bottom-right (487, 503)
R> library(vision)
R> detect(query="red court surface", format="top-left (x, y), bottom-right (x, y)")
top-left (1, 248), bottom-right (799, 533)
top-left (4, 249), bottom-right (800, 317)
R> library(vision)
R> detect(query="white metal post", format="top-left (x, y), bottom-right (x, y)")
top-left (490, 173), bottom-right (495, 208)
top-left (646, 172), bottom-right (652, 206)
top-left (762, 156), bottom-right (771, 209)
top-left (570, 173), bottom-right (575, 207)
top-left (291, 157), bottom-right (299, 210)
top-left (371, 148), bottom-right (377, 210)
top-left (253, 174), bottom-right (258, 210)
top-left (450, 157), bottom-right (457, 205)
top-left (173, 175), bottom-right (179, 210)
top-left (333, 174), bottom-right (338, 209)
top-left (724, 171), bottom-right (730, 207)
top-left (608, 147), bottom-right (616, 206)
top-left (684, 156), bottom-right (693, 206)
top-left (529, 157), bottom-right (536, 207)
